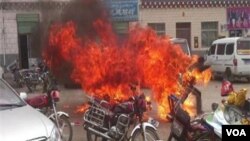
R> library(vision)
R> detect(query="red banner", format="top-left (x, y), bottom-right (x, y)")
top-left (227, 7), bottom-right (250, 29)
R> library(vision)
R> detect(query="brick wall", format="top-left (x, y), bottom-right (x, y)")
top-left (0, 12), bottom-right (18, 66)
top-left (0, 12), bottom-right (18, 54)
top-left (0, 10), bottom-right (41, 66)
top-left (0, 0), bottom-right (68, 67)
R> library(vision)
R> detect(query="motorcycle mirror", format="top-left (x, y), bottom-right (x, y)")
top-left (19, 92), bottom-right (27, 100)
top-left (211, 103), bottom-right (219, 112)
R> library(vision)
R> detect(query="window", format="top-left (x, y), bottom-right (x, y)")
top-left (113, 22), bottom-right (129, 40)
top-left (237, 40), bottom-right (250, 55)
top-left (217, 44), bottom-right (225, 55)
top-left (201, 22), bottom-right (218, 48)
top-left (226, 43), bottom-right (234, 55)
top-left (148, 23), bottom-right (165, 36)
top-left (176, 22), bottom-right (191, 48)
top-left (208, 44), bottom-right (216, 55)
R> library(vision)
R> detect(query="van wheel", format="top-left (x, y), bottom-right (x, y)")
top-left (224, 68), bottom-right (234, 82)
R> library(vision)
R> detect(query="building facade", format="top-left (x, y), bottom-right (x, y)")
top-left (0, 0), bottom-right (68, 68)
top-left (1, 0), bottom-right (250, 68)
top-left (0, 0), bottom-right (135, 68)
top-left (139, 0), bottom-right (250, 55)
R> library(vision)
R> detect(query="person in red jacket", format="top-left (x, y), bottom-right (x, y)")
top-left (221, 78), bottom-right (234, 97)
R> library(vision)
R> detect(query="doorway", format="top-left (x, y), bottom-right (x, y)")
top-left (19, 34), bottom-right (29, 69)
top-left (176, 22), bottom-right (191, 48)
top-left (17, 14), bottom-right (39, 69)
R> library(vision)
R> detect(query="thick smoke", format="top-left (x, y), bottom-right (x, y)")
top-left (40, 0), bottom-right (113, 85)
top-left (60, 0), bottom-right (110, 38)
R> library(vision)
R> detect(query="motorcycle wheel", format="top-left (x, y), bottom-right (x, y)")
top-left (194, 130), bottom-right (221, 141)
top-left (56, 115), bottom-right (73, 141)
top-left (86, 130), bottom-right (107, 141)
top-left (195, 132), bottom-right (211, 141)
top-left (131, 127), bottom-right (160, 141)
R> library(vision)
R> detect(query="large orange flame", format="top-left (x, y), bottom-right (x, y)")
top-left (43, 19), bottom-right (211, 120)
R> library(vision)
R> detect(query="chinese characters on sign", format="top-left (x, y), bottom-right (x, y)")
top-left (106, 0), bottom-right (138, 22)
top-left (227, 7), bottom-right (250, 30)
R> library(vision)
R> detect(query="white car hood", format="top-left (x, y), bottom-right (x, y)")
top-left (0, 105), bottom-right (54, 141)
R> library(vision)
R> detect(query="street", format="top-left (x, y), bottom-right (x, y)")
top-left (1, 1), bottom-right (250, 141)
top-left (4, 74), bottom-right (250, 141)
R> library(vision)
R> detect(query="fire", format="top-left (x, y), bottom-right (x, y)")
top-left (181, 67), bottom-right (212, 118)
top-left (158, 95), bottom-right (170, 119)
top-left (145, 96), bottom-right (152, 111)
top-left (75, 103), bottom-right (89, 113)
top-left (184, 96), bottom-right (197, 117)
top-left (43, 19), bottom-right (212, 120)
top-left (145, 96), bottom-right (151, 102)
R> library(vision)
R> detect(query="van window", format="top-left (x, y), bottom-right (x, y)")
top-left (208, 44), bottom-right (216, 55)
top-left (237, 40), bottom-right (250, 55)
top-left (225, 43), bottom-right (234, 55)
top-left (217, 44), bottom-right (226, 55)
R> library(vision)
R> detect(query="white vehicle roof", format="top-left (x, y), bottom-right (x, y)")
top-left (212, 37), bottom-right (250, 44)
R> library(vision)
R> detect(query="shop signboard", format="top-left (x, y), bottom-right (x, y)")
top-left (105, 0), bottom-right (138, 22)
top-left (227, 7), bottom-right (250, 29)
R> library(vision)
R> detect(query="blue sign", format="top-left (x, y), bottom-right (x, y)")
top-left (106, 0), bottom-right (138, 22)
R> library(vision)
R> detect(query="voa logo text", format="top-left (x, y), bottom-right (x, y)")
top-left (226, 129), bottom-right (246, 136)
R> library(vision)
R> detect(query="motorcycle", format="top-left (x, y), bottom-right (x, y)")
top-left (203, 88), bottom-right (250, 140)
top-left (19, 68), bottom-right (44, 92)
top-left (167, 70), bottom-right (217, 141)
top-left (15, 60), bottom-right (49, 92)
top-left (25, 87), bottom-right (73, 141)
top-left (83, 93), bottom-right (160, 141)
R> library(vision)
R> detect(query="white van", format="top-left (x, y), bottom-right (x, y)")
top-left (205, 37), bottom-right (250, 82)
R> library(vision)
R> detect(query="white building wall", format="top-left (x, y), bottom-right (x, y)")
top-left (0, 0), bottom-right (67, 66)
top-left (139, 7), bottom-right (229, 52)
top-left (1, 11), bottom-right (18, 55)
top-left (0, 10), bottom-right (41, 54)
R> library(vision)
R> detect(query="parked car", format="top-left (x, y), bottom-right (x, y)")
top-left (205, 37), bottom-right (250, 81)
top-left (170, 38), bottom-right (191, 56)
top-left (0, 78), bottom-right (61, 141)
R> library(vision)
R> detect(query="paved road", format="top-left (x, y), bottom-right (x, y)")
top-left (4, 73), bottom-right (250, 141)
top-left (59, 79), bottom-right (249, 141)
